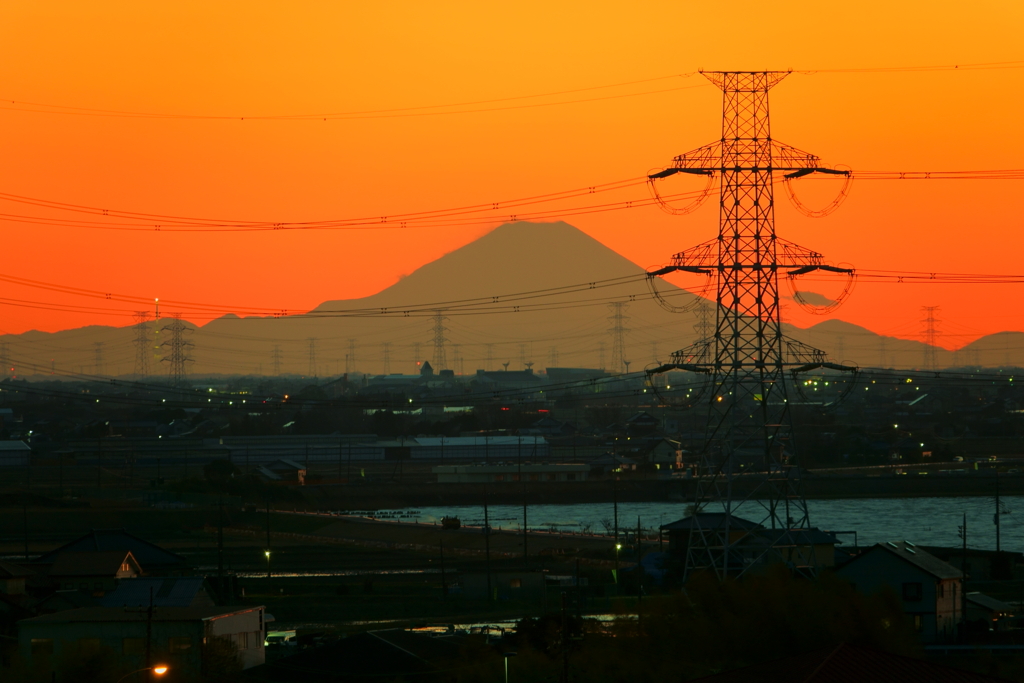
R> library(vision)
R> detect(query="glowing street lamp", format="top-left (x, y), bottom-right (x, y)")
top-left (265, 550), bottom-right (271, 579)
top-left (116, 665), bottom-right (169, 683)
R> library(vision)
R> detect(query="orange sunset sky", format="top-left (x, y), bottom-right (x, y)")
top-left (0, 1), bottom-right (1022, 351)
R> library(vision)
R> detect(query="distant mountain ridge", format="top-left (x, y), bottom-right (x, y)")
top-left (1, 221), bottom-right (1021, 378)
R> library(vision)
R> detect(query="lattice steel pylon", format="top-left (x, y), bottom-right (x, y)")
top-left (161, 314), bottom-right (194, 387)
top-left (608, 302), bottom-right (630, 374)
top-left (922, 306), bottom-right (940, 371)
top-left (647, 71), bottom-right (857, 579)
top-left (132, 311), bottom-right (151, 378)
top-left (382, 342), bottom-right (391, 375)
top-left (271, 345), bottom-right (282, 375)
top-left (431, 311), bottom-right (448, 371)
top-left (307, 337), bottom-right (318, 377)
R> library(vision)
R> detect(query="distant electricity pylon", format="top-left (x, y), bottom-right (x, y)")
top-left (878, 337), bottom-right (888, 368)
top-left (519, 343), bottom-right (527, 370)
top-left (412, 342), bottom-right (421, 369)
top-left (647, 70), bottom-right (857, 579)
top-left (835, 335), bottom-right (845, 364)
top-left (161, 314), bottom-right (194, 387)
top-left (93, 342), bottom-right (105, 376)
top-left (608, 302), bottom-right (630, 374)
top-left (271, 345), bottom-right (282, 375)
top-left (382, 342), bottom-right (391, 375)
top-left (922, 306), bottom-right (940, 371)
top-left (486, 344), bottom-right (494, 370)
top-left (549, 346), bottom-right (559, 367)
top-left (307, 337), bottom-right (318, 377)
top-left (598, 341), bottom-right (606, 370)
top-left (346, 339), bottom-right (356, 374)
top-left (132, 311), bottom-right (150, 378)
top-left (0, 342), bottom-right (8, 378)
top-left (693, 301), bottom-right (713, 342)
top-left (431, 311), bottom-right (449, 371)
top-left (452, 343), bottom-right (463, 375)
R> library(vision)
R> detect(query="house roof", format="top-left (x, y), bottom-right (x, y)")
top-left (862, 541), bottom-right (963, 581)
top-left (100, 577), bottom-right (209, 608)
top-left (19, 605), bottom-right (261, 624)
top-left (31, 529), bottom-right (189, 572)
top-left (267, 458), bottom-right (306, 471)
top-left (661, 513), bottom-right (764, 532)
top-left (0, 559), bottom-right (34, 579)
top-left (966, 592), bottom-right (1014, 614)
top-left (0, 440), bottom-right (30, 451)
top-left (589, 454), bottom-right (637, 466)
top-left (49, 550), bottom-right (139, 578)
top-left (690, 642), bottom-right (1006, 682)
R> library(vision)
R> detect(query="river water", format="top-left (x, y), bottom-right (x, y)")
top-left (368, 497), bottom-right (1024, 551)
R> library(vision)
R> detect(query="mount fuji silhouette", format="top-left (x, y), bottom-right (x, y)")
top-left (2, 222), bottom-right (1019, 377)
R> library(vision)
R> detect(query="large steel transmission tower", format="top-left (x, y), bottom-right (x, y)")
top-left (431, 311), bottom-right (448, 371)
top-left (608, 302), bottom-right (630, 374)
top-left (132, 312), bottom-right (151, 378)
top-left (271, 345), bottom-right (282, 375)
top-left (161, 314), bottom-right (194, 387)
top-left (648, 71), bottom-right (856, 578)
top-left (922, 306), bottom-right (940, 371)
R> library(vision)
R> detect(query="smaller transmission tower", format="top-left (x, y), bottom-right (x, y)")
top-left (431, 311), bottom-right (448, 371)
top-left (382, 342), bottom-right (391, 375)
top-left (0, 342), bottom-right (8, 378)
top-left (878, 338), bottom-right (888, 368)
top-left (693, 302), bottom-right (713, 342)
top-left (486, 344), bottom-right (494, 370)
top-left (598, 341), bottom-right (606, 370)
top-left (922, 306), bottom-right (940, 371)
top-left (161, 314), bottom-right (194, 386)
top-left (452, 343), bottom-right (463, 375)
top-left (519, 343), bottom-right (527, 370)
top-left (307, 338), bottom-right (318, 377)
top-left (608, 302), bottom-right (630, 373)
top-left (549, 346), bottom-right (559, 367)
top-left (346, 339), bottom-right (356, 374)
top-left (835, 336), bottom-right (845, 364)
top-left (412, 342), bottom-right (421, 369)
top-left (93, 342), bottom-right (105, 376)
top-left (271, 345), bottom-right (282, 375)
top-left (132, 312), bottom-right (151, 378)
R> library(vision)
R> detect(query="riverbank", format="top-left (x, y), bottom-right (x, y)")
top-left (301, 471), bottom-right (1023, 508)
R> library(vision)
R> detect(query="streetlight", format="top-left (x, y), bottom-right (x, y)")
top-left (503, 652), bottom-right (517, 683)
top-left (116, 665), bottom-right (169, 683)
top-left (614, 543), bottom-right (622, 584)
top-left (264, 550), bottom-right (271, 579)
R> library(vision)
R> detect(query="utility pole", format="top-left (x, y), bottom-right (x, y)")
top-left (484, 485), bottom-right (492, 605)
top-left (486, 344), bottom-right (494, 370)
top-left (132, 312), bottom-right (151, 378)
top-left (647, 71), bottom-right (855, 579)
top-left (217, 493), bottom-right (225, 578)
top-left (265, 499), bottom-right (272, 579)
top-left (922, 306), bottom-right (940, 371)
top-left (161, 314), bottom-right (194, 387)
top-left (608, 302), bottom-right (630, 374)
top-left (959, 512), bottom-right (968, 640)
top-left (382, 342), bottom-right (391, 375)
top-left (271, 345), bottom-right (282, 375)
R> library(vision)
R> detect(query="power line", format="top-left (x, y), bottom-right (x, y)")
top-left (0, 74), bottom-right (702, 120)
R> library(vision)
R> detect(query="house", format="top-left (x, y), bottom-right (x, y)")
top-left (625, 411), bottom-right (659, 435)
top-left (47, 550), bottom-right (141, 595)
top-left (966, 592), bottom-right (1015, 630)
top-left (661, 513), bottom-right (838, 574)
top-left (638, 438), bottom-right (683, 468)
top-left (432, 463), bottom-right (587, 483)
top-left (0, 439), bottom-right (31, 466)
top-left (0, 559), bottom-right (33, 596)
top-left (257, 458), bottom-right (307, 485)
top-left (588, 454), bottom-right (637, 476)
top-left (689, 642), bottom-right (1006, 682)
top-left (836, 540), bottom-right (962, 642)
top-left (18, 605), bottom-right (266, 680)
top-left (30, 529), bottom-right (191, 576)
top-left (99, 577), bottom-right (214, 609)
